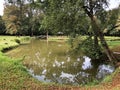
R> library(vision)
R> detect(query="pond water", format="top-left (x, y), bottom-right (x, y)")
top-left (5, 39), bottom-right (115, 85)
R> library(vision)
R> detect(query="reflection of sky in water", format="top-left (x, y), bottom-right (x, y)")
top-left (76, 72), bottom-right (89, 77)
top-left (6, 40), bottom-right (115, 85)
top-left (97, 65), bottom-right (115, 79)
top-left (28, 69), bottom-right (51, 82)
top-left (67, 57), bottom-right (71, 62)
top-left (27, 56), bottom-right (115, 85)
top-left (53, 60), bottom-right (65, 67)
top-left (82, 56), bottom-right (92, 70)
top-left (60, 72), bottom-right (75, 83)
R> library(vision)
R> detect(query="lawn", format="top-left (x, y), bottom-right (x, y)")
top-left (105, 36), bottom-right (120, 48)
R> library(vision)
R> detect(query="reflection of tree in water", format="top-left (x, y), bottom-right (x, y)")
top-left (90, 59), bottom-right (115, 81)
top-left (27, 55), bottom-right (99, 85)
top-left (97, 64), bottom-right (115, 79)
top-left (27, 53), bottom-right (115, 85)
top-left (6, 40), bottom-right (115, 85)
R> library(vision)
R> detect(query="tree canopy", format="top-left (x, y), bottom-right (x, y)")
top-left (0, 16), bottom-right (6, 34)
top-left (1, 0), bottom-right (120, 61)
top-left (3, 0), bottom-right (44, 35)
top-left (36, 0), bottom-right (120, 61)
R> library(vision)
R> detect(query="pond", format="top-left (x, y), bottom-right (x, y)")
top-left (5, 39), bottom-right (115, 85)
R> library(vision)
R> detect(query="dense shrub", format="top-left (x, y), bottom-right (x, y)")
top-left (14, 39), bottom-right (20, 44)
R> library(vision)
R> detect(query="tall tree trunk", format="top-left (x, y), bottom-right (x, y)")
top-left (94, 34), bottom-right (99, 49)
top-left (46, 30), bottom-right (48, 40)
top-left (19, 0), bottom-right (23, 36)
top-left (90, 15), bottom-right (116, 62)
top-left (83, 9), bottom-right (116, 62)
top-left (82, 0), bottom-right (116, 62)
top-left (31, 28), bottom-right (33, 37)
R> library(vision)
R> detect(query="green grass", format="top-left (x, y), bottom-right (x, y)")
top-left (0, 53), bottom-right (42, 89)
top-left (104, 36), bottom-right (120, 48)
top-left (107, 41), bottom-right (120, 48)
top-left (48, 36), bottom-right (120, 47)
top-left (102, 67), bottom-right (120, 83)
top-left (105, 36), bottom-right (120, 41)
top-left (48, 36), bottom-right (69, 41)
top-left (0, 36), bottom-right (30, 51)
top-left (0, 36), bottom-right (66, 89)
top-left (0, 35), bottom-right (120, 89)
top-left (0, 36), bottom-right (39, 89)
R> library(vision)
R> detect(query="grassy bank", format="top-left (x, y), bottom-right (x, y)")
top-left (0, 36), bottom-right (30, 51)
top-left (0, 36), bottom-right (69, 90)
top-left (0, 52), bottom-right (36, 89)
top-left (0, 36), bottom-right (42, 89)
top-left (0, 36), bottom-right (120, 90)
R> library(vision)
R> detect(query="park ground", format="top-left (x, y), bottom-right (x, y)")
top-left (0, 36), bottom-right (120, 90)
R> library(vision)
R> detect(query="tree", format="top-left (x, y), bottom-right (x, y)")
top-left (25, 2), bottom-right (44, 36)
top-left (82, 0), bottom-right (119, 62)
top-left (104, 7), bottom-right (120, 36)
top-left (0, 16), bottom-right (6, 34)
top-left (38, 0), bottom-right (119, 62)
top-left (3, 4), bottom-right (21, 34)
top-left (40, 0), bottom-right (91, 36)
top-left (3, 0), bottom-right (44, 36)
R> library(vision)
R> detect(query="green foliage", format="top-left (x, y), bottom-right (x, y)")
top-left (3, 0), bottom-right (120, 36)
top-left (0, 16), bottom-right (6, 34)
top-left (103, 8), bottom-right (120, 36)
top-left (84, 79), bottom-right (99, 86)
top-left (3, 0), bottom-right (44, 36)
top-left (2, 5), bottom-right (21, 34)
top-left (14, 39), bottom-right (21, 44)
top-left (70, 36), bottom-right (102, 59)
top-left (39, 0), bottom-right (120, 36)
top-left (37, 0), bottom-right (119, 61)
top-left (2, 0), bottom-right (120, 62)
top-left (40, 0), bottom-right (91, 35)
top-left (82, 39), bottom-right (102, 59)
top-left (22, 36), bottom-right (30, 41)
top-left (70, 36), bottom-right (120, 59)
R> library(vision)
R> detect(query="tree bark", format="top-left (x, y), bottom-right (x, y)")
top-left (94, 34), bottom-right (99, 49)
top-left (94, 35), bottom-right (98, 44)
top-left (90, 15), bottom-right (116, 62)
top-left (82, 0), bottom-right (117, 62)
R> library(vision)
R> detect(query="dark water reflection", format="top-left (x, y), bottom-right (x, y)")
top-left (5, 39), bottom-right (115, 85)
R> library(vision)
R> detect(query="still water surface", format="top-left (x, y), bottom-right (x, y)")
top-left (6, 39), bottom-right (115, 85)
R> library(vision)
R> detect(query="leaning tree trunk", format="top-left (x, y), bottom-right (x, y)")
top-left (94, 34), bottom-right (99, 49)
top-left (90, 15), bottom-right (116, 62)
